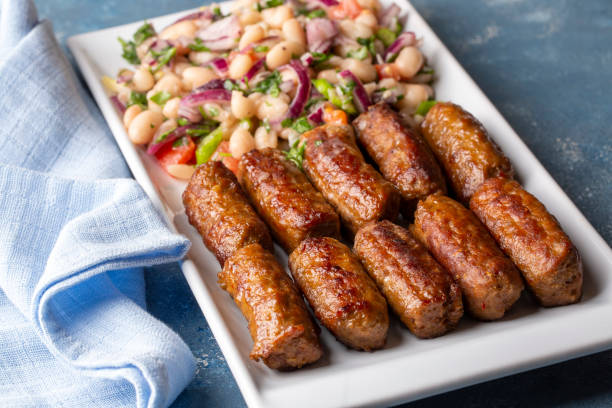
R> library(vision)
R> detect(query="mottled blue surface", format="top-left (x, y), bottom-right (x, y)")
top-left (33, 0), bottom-right (612, 406)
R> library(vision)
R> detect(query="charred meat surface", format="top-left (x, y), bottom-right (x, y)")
top-left (219, 243), bottom-right (323, 369)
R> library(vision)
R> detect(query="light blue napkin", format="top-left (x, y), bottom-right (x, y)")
top-left (0, 0), bottom-right (196, 407)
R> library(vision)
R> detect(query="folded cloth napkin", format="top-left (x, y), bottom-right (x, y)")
top-left (0, 0), bottom-right (195, 407)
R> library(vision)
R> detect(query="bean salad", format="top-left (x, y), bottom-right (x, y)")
top-left (104, 0), bottom-right (435, 179)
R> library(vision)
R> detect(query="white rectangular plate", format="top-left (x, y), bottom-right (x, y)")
top-left (67, 2), bottom-right (612, 407)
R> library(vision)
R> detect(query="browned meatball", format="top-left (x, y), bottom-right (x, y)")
top-left (219, 243), bottom-right (323, 370)
top-left (354, 221), bottom-right (463, 338)
top-left (420, 102), bottom-right (514, 203)
top-left (470, 177), bottom-right (583, 306)
top-left (412, 194), bottom-right (524, 320)
top-left (289, 237), bottom-right (389, 351)
top-left (238, 148), bottom-right (340, 253)
top-left (353, 103), bottom-right (447, 210)
top-left (301, 124), bottom-right (400, 235)
top-left (182, 161), bottom-right (273, 266)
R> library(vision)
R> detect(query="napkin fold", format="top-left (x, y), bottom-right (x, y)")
top-left (0, 0), bottom-right (196, 407)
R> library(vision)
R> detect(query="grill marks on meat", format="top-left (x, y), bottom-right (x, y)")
top-left (412, 194), bottom-right (524, 320)
top-left (238, 148), bottom-right (340, 253)
top-left (182, 161), bottom-right (273, 266)
top-left (354, 220), bottom-right (463, 338)
top-left (301, 124), bottom-right (400, 235)
top-left (289, 237), bottom-right (389, 351)
top-left (420, 102), bottom-right (513, 204)
top-left (470, 177), bottom-right (582, 306)
top-left (219, 244), bottom-right (323, 369)
top-left (353, 103), bottom-right (446, 210)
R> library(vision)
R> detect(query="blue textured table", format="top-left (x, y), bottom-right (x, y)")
top-left (35, 0), bottom-right (612, 406)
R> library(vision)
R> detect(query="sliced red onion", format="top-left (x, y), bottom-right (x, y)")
top-left (116, 70), bottom-right (133, 84)
top-left (243, 58), bottom-right (264, 82)
top-left (384, 32), bottom-right (416, 62)
top-left (307, 106), bottom-right (324, 124)
top-left (300, 52), bottom-right (314, 67)
top-left (147, 125), bottom-right (197, 155)
top-left (339, 70), bottom-right (371, 113)
top-left (195, 78), bottom-right (226, 91)
top-left (379, 4), bottom-right (401, 29)
top-left (315, 0), bottom-right (339, 6)
top-left (196, 15), bottom-right (241, 51)
top-left (180, 88), bottom-right (231, 108)
top-left (178, 105), bottom-right (202, 123)
top-left (171, 10), bottom-right (213, 25)
top-left (209, 58), bottom-right (228, 75)
top-left (110, 96), bottom-right (126, 115)
top-left (285, 60), bottom-right (311, 119)
top-left (306, 18), bottom-right (338, 54)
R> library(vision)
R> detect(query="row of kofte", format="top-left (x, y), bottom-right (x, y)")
top-left (182, 101), bottom-right (583, 370)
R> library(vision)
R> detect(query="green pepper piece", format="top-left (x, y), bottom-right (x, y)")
top-left (195, 127), bottom-right (224, 165)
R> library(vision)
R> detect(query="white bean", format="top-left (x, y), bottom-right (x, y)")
top-left (256, 95), bottom-right (289, 121)
top-left (231, 91), bottom-right (256, 119)
top-left (356, 0), bottom-right (380, 11)
top-left (317, 69), bottom-right (340, 84)
top-left (282, 19), bottom-right (305, 46)
top-left (123, 104), bottom-right (142, 128)
top-left (266, 41), bottom-right (304, 70)
top-left (229, 54), bottom-right (255, 80)
top-left (128, 110), bottom-right (164, 144)
top-left (160, 20), bottom-right (198, 40)
top-left (166, 164), bottom-right (196, 180)
top-left (239, 9), bottom-right (262, 26)
top-left (254, 127), bottom-right (278, 149)
top-left (378, 78), bottom-right (399, 89)
top-left (182, 66), bottom-right (218, 90)
top-left (163, 97), bottom-right (181, 119)
top-left (261, 5), bottom-right (294, 28)
top-left (189, 51), bottom-right (216, 65)
top-left (147, 90), bottom-right (163, 113)
top-left (239, 24), bottom-right (265, 50)
top-left (154, 73), bottom-right (183, 96)
top-left (398, 84), bottom-right (433, 111)
top-left (338, 20), bottom-right (373, 40)
top-left (363, 82), bottom-right (377, 96)
top-left (341, 58), bottom-right (377, 83)
top-left (394, 46), bottom-right (424, 79)
top-left (229, 128), bottom-right (256, 157)
top-left (132, 67), bottom-right (154, 92)
top-left (173, 61), bottom-right (192, 76)
top-left (355, 10), bottom-right (378, 28)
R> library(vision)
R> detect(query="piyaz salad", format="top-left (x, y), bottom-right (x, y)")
top-left (103, 0), bottom-right (435, 179)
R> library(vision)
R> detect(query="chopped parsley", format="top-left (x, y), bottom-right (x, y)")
top-left (150, 46), bottom-right (176, 72)
top-left (172, 136), bottom-right (189, 148)
top-left (252, 71), bottom-right (281, 97)
top-left (223, 79), bottom-right (242, 92)
top-left (418, 66), bottom-right (435, 75)
top-left (282, 116), bottom-right (314, 134)
top-left (356, 36), bottom-right (377, 57)
top-left (117, 22), bottom-right (155, 65)
top-left (177, 117), bottom-right (190, 126)
top-left (256, 0), bottom-right (283, 11)
top-left (186, 120), bottom-right (220, 138)
top-left (213, 6), bottom-right (223, 17)
top-left (153, 127), bottom-right (176, 144)
top-left (285, 139), bottom-right (306, 170)
top-left (188, 38), bottom-right (211, 52)
top-left (315, 140), bottom-right (323, 146)
top-left (262, 118), bottom-right (271, 132)
top-left (297, 8), bottom-right (327, 19)
top-left (127, 91), bottom-right (147, 109)
top-left (253, 45), bottom-right (269, 53)
top-left (346, 46), bottom-right (370, 60)
top-left (150, 90), bottom-right (172, 106)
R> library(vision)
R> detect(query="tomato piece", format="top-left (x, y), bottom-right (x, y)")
top-left (329, 5), bottom-right (347, 19)
top-left (375, 63), bottom-right (401, 80)
top-left (323, 105), bottom-right (348, 125)
top-left (156, 136), bottom-right (196, 174)
top-left (342, 0), bottom-right (363, 19)
top-left (211, 141), bottom-right (239, 174)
